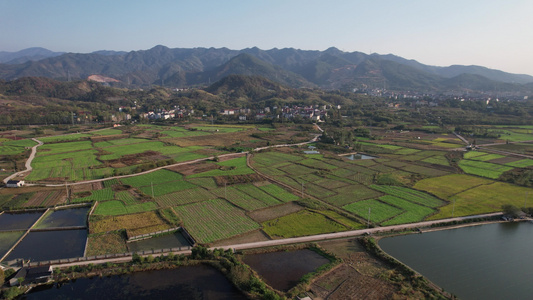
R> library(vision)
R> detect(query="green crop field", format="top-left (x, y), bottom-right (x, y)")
top-left (91, 128), bottom-right (123, 136)
top-left (74, 187), bottom-right (114, 203)
top-left (155, 187), bottom-right (217, 207)
top-left (428, 181), bottom-right (532, 219)
top-left (458, 160), bottom-right (513, 179)
top-left (467, 153), bottom-right (505, 162)
top-left (38, 133), bottom-right (92, 143)
top-left (262, 210), bottom-right (349, 238)
top-left (298, 158), bottom-right (338, 170)
top-left (27, 149), bottom-right (103, 181)
top-left (324, 184), bottom-right (383, 206)
top-left (370, 185), bottom-right (444, 208)
top-left (505, 159), bottom-right (533, 168)
top-left (252, 152), bottom-right (303, 166)
top-left (258, 183), bottom-right (300, 202)
top-left (0, 139), bottom-right (37, 155)
top-left (120, 169), bottom-right (183, 187)
top-left (37, 140), bottom-right (93, 155)
top-left (115, 191), bottom-right (138, 205)
top-left (414, 174), bottom-right (493, 199)
top-left (421, 155), bottom-right (450, 166)
top-left (140, 180), bottom-right (197, 197)
top-left (188, 157), bottom-right (255, 178)
top-left (173, 198), bottom-right (260, 243)
top-left (93, 200), bottom-right (158, 216)
top-left (379, 195), bottom-right (435, 225)
top-left (211, 186), bottom-right (269, 211)
top-left (343, 199), bottom-right (403, 223)
top-left (236, 184), bottom-right (282, 207)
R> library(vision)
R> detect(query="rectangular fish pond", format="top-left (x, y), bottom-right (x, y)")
top-left (242, 248), bottom-right (332, 292)
top-left (127, 230), bottom-right (192, 253)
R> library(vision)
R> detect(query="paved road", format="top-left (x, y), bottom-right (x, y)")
top-left (20, 127), bottom-right (322, 187)
top-left (3, 138), bottom-right (43, 184)
top-left (49, 212), bottom-right (503, 269)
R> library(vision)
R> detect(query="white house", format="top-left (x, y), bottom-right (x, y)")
top-left (6, 180), bottom-right (25, 188)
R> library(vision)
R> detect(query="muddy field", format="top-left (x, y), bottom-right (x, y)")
top-left (247, 202), bottom-right (304, 223)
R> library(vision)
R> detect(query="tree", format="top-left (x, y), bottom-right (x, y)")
top-left (502, 204), bottom-right (521, 218)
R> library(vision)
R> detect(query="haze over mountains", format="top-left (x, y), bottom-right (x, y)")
top-left (1, 45), bottom-right (532, 94)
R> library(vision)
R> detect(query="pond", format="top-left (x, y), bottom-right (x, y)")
top-left (5, 229), bottom-right (87, 262)
top-left (0, 231), bottom-right (24, 258)
top-left (379, 222), bottom-right (533, 300)
top-left (128, 231), bottom-right (192, 253)
top-left (34, 206), bottom-right (90, 229)
top-left (346, 153), bottom-right (376, 160)
top-left (242, 249), bottom-right (330, 291)
top-left (0, 211), bottom-right (44, 231)
top-left (22, 264), bottom-right (247, 300)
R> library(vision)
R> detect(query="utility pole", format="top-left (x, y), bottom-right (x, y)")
top-left (525, 192), bottom-right (528, 209)
top-left (452, 198), bottom-right (456, 218)
top-left (65, 182), bottom-right (69, 204)
top-left (367, 207), bottom-right (371, 228)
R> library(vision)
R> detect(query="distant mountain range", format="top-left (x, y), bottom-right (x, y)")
top-left (1, 45), bottom-right (532, 93)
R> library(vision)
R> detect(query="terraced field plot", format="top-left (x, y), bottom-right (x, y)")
top-left (173, 198), bottom-right (260, 243)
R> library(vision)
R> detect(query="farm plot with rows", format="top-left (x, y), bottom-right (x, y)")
top-left (428, 181), bottom-right (532, 219)
top-left (89, 211), bottom-right (172, 237)
top-left (155, 187), bottom-right (217, 207)
top-left (27, 149), bottom-right (104, 181)
top-left (37, 140), bottom-right (93, 155)
top-left (73, 187), bottom-right (115, 203)
top-left (261, 210), bottom-right (349, 238)
top-left (188, 156), bottom-right (255, 178)
top-left (120, 169), bottom-right (183, 187)
top-left (370, 185), bottom-right (445, 208)
top-left (93, 200), bottom-right (158, 216)
top-left (38, 133), bottom-right (92, 143)
top-left (343, 199), bottom-right (403, 224)
top-left (139, 180), bottom-right (197, 197)
top-left (458, 159), bottom-right (513, 179)
top-left (173, 198), bottom-right (260, 243)
top-left (379, 195), bottom-right (435, 225)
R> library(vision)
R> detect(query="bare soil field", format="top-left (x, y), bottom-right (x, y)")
top-left (167, 162), bottom-right (218, 175)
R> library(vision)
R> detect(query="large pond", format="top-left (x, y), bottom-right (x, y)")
top-left (0, 231), bottom-right (24, 258)
top-left (22, 264), bottom-right (247, 300)
top-left (0, 211), bottom-right (43, 231)
top-left (128, 231), bottom-right (191, 253)
top-left (34, 206), bottom-right (90, 229)
top-left (5, 229), bottom-right (87, 262)
top-left (379, 222), bottom-right (533, 300)
top-left (242, 249), bottom-right (330, 291)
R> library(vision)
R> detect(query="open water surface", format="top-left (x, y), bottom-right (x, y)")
top-left (0, 211), bottom-right (43, 231)
top-left (379, 222), bottom-right (533, 300)
top-left (242, 249), bottom-right (330, 291)
top-left (34, 206), bottom-right (90, 228)
top-left (5, 229), bottom-right (86, 262)
top-left (22, 264), bottom-right (247, 300)
top-left (128, 231), bottom-right (191, 253)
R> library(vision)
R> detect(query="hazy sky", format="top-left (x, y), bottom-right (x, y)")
top-left (1, 0), bottom-right (532, 75)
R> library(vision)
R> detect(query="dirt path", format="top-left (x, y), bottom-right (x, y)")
top-left (3, 138), bottom-right (43, 184)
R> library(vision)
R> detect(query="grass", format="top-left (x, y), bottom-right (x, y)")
top-left (262, 210), bottom-right (349, 238)
top-left (343, 199), bottom-right (403, 223)
top-left (85, 231), bottom-right (128, 256)
top-left (173, 198), bottom-right (260, 243)
top-left (93, 200), bottom-right (158, 215)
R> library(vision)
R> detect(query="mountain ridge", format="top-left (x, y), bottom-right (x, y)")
top-left (0, 46), bottom-right (532, 93)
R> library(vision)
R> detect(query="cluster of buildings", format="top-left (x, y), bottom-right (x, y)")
top-left (221, 104), bottom-right (337, 121)
top-left (139, 108), bottom-right (195, 120)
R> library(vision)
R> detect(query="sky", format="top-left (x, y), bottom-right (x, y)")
top-left (1, 0), bottom-right (532, 75)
